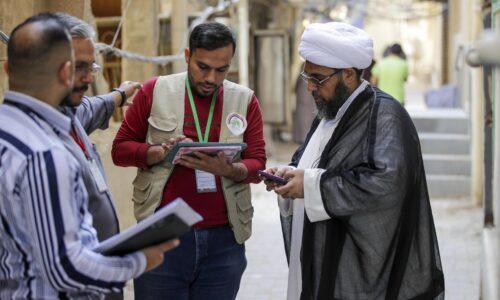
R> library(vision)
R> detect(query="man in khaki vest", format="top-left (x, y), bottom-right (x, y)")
top-left (112, 22), bottom-right (266, 300)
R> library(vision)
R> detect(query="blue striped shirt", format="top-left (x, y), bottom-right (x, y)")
top-left (0, 91), bottom-right (146, 300)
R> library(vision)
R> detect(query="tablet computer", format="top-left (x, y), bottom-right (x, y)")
top-left (164, 142), bottom-right (247, 164)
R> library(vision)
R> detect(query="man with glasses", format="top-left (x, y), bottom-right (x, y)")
top-left (53, 13), bottom-right (141, 300)
top-left (262, 22), bottom-right (444, 300)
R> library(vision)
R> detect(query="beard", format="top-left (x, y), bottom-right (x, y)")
top-left (187, 69), bottom-right (218, 98)
top-left (60, 91), bottom-right (72, 107)
top-left (314, 78), bottom-right (351, 120)
top-left (61, 84), bottom-right (88, 107)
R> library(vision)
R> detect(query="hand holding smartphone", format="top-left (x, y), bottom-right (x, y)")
top-left (258, 170), bottom-right (288, 185)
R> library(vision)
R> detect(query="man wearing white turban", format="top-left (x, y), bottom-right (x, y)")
top-left (262, 22), bottom-right (444, 300)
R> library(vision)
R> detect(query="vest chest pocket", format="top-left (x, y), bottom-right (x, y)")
top-left (147, 116), bottom-right (178, 144)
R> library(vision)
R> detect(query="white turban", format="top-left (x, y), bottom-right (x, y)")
top-left (299, 22), bottom-right (374, 69)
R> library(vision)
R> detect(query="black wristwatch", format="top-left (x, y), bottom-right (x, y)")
top-left (112, 88), bottom-right (126, 107)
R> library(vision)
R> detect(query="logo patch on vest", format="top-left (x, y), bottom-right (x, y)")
top-left (226, 112), bottom-right (247, 136)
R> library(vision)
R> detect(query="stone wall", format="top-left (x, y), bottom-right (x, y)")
top-left (0, 0), bottom-right (99, 102)
top-left (121, 0), bottom-right (160, 83)
top-left (0, 0), bottom-right (136, 231)
top-left (0, 0), bottom-right (37, 103)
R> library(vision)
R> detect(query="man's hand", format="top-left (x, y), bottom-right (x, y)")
top-left (177, 151), bottom-right (247, 182)
top-left (118, 80), bottom-right (142, 106)
top-left (260, 166), bottom-right (292, 191)
top-left (146, 143), bottom-right (170, 166)
top-left (141, 239), bottom-right (179, 272)
top-left (146, 136), bottom-right (192, 166)
top-left (273, 169), bottom-right (305, 199)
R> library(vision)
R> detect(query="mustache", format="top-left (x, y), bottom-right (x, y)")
top-left (201, 81), bottom-right (216, 87)
top-left (72, 85), bottom-right (89, 93)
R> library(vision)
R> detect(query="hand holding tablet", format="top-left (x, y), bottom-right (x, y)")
top-left (164, 142), bottom-right (247, 165)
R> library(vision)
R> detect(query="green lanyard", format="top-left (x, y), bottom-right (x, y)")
top-left (186, 78), bottom-right (217, 143)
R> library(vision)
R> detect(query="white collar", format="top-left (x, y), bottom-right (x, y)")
top-left (330, 79), bottom-right (369, 124)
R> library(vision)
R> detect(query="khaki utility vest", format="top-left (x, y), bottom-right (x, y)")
top-left (131, 72), bottom-right (254, 244)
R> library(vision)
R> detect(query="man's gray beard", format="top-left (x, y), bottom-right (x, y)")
top-left (315, 79), bottom-right (350, 120)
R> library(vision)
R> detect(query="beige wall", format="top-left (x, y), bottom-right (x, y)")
top-left (463, 0), bottom-right (485, 206)
top-left (44, 0), bottom-right (92, 19)
top-left (364, 1), bottom-right (444, 87)
top-left (0, 0), bottom-right (37, 103)
top-left (170, 0), bottom-right (187, 73)
top-left (0, 0), bottom-right (136, 228)
top-left (447, 0), bottom-right (463, 86)
top-left (0, 0), bottom-right (95, 102)
top-left (121, 0), bottom-right (160, 83)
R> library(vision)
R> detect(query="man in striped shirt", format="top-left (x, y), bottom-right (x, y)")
top-left (0, 13), bottom-right (177, 300)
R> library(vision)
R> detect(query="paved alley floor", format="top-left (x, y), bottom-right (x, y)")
top-left (237, 146), bottom-right (483, 300)
top-left (104, 134), bottom-right (482, 300)
top-left (112, 141), bottom-right (482, 299)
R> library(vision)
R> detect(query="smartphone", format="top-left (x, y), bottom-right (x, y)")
top-left (258, 170), bottom-right (288, 185)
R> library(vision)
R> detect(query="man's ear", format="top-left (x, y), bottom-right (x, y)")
top-left (343, 68), bottom-right (356, 84)
top-left (58, 60), bottom-right (74, 88)
top-left (184, 48), bottom-right (190, 64)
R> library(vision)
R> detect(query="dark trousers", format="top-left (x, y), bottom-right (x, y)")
top-left (134, 225), bottom-right (246, 300)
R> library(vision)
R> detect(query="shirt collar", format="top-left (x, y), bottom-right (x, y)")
top-left (4, 91), bottom-right (71, 134)
top-left (331, 79), bottom-right (369, 124)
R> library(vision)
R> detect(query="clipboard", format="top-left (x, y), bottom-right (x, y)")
top-left (92, 198), bottom-right (202, 256)
top-left (164, 142), bottom-right (247, 164)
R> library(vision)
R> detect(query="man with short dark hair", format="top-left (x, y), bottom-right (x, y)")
top-left (112, 21), bottom-right (266, 300)
top-left (262, 22), bottom-right (444, 300)
top-left (0, 13), bottom-right (177, 299)
top-left (371, 42), bottom-right (408, 105)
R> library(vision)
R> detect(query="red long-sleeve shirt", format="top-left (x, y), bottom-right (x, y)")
top-left (112, 77), bottom-right (266, 227)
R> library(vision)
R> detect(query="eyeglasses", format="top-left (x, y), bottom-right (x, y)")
top-left (300, 69), bottom-right (342, 87)
top-left (75, 62), bottom-right (102, 75)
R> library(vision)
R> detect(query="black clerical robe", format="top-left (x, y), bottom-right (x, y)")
top-left (282, 86), bottom-right (444, 300)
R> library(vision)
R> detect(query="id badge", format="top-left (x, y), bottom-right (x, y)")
top-left (195, 169), bottom-right (217, 193)
top-left (87, 159), bottom-right (108, 193)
